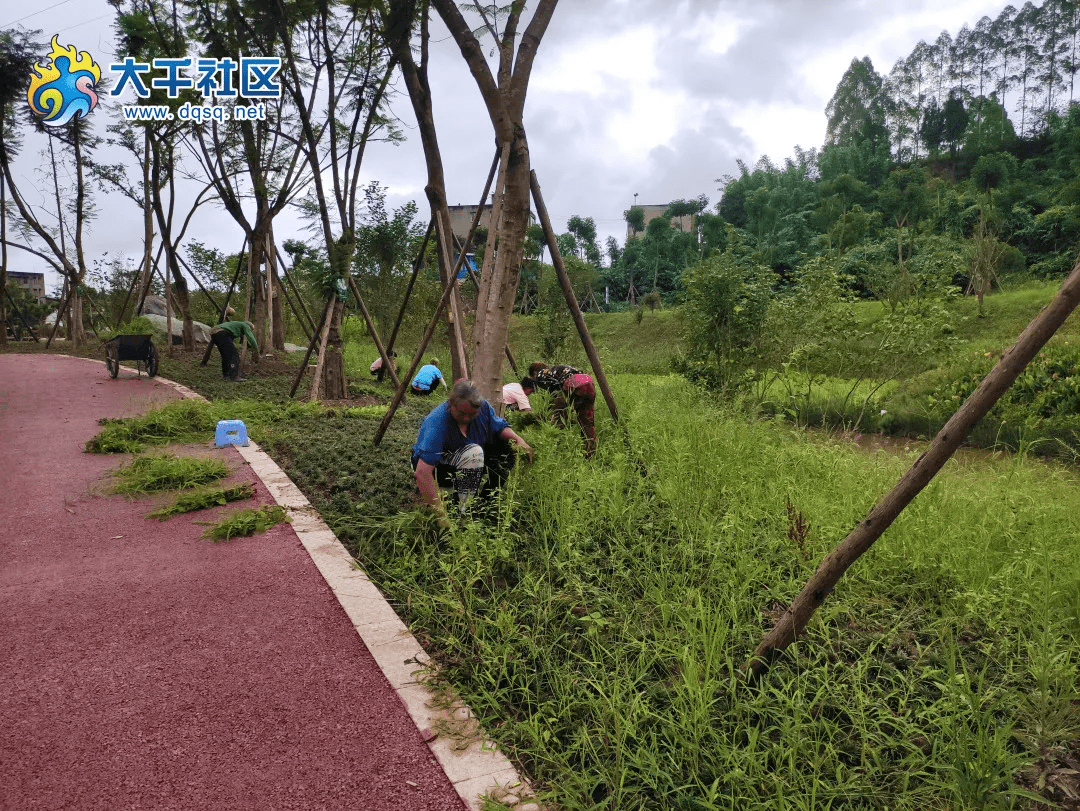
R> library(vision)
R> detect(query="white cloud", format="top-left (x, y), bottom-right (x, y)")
top-left (3, 0), bottom-right (1030, 288)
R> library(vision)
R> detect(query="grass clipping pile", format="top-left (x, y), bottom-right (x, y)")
top-left (106, 451), bottom-right (288, 542)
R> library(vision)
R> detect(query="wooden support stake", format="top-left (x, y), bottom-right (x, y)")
top-left (201, 239), bottom-right (248, 367)
top-left (529, 170), bottom-right (620, 424)
top-left (384, 217), bottom-right (435, 359)
top-left (307, 298), bottom-right (337, 403)
top-left (347, 276), bottom-right (400, 390)
top-left (3, 285), bottom-right (39, 341)
top-left (46, 279), bottom-right (71, 349)
top-left (433, 208), bottom-right (470, 380)
top-left (372, 234), bottom-right (478, 446)
top-left (289, 296), bottom-right (335, 399)
top-left (745, 256), bottom-right (1080, 680)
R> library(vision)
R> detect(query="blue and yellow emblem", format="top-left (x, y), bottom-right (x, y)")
top-left (27, 37), bottom-right (101, 127)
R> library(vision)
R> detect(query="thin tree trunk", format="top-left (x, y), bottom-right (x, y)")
top-left (746, 257), bottom-right (1080, 679)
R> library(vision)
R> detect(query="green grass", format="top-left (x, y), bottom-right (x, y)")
top-left (344, 374), bottom-right (1080, 810)
top-left (110, 454), bottom-right (229, 495)
top-left (147, 483), bottom-right (255, 520)
top-left (200, 504), bottom-right (290, 542)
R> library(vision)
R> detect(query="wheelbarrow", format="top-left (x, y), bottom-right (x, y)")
top-left (103, 333), bottom-right (158, 379)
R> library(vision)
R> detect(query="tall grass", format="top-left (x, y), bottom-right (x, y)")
top-left (352, 374), bottom-right (1080, 810)
top-left (78, 285), bottom-right (1080, 809)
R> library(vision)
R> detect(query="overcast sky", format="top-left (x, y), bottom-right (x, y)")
top-left (2, 0), bottom-right (1024, 292)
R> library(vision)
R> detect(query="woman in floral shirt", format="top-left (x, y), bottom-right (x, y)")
top-left (521, 362), bottom-right (596, 457)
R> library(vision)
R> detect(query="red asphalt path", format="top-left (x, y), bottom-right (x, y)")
top-left (0, 354), bottom-right (466, 811)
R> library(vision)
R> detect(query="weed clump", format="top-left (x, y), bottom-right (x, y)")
top-left (201, 505), bottom-right (289, 542)
top-left (112, 454), bottom-right (228, 495)
top-left (148, 483), bottom-right (255, 520)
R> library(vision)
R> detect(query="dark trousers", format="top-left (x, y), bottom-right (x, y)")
top-left (418, 436), bottom-right (517, 498)
top-left (211, 331), bottom-right (241, 380)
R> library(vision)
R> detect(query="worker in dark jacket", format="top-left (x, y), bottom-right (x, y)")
top-left (210, 320), bottom-right (258, 381)
top-left (521, 362), bottom-right (596, 457)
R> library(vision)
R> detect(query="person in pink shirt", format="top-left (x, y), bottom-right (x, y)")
top-left (501, 381), bottom-right (532, 413)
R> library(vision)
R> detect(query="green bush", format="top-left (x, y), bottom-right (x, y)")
top-left (677, 240), bottom-right (774, 390)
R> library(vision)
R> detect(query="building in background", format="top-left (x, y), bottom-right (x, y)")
top-left (446, 204), bottom-right (536, 244)
top-left (626, 204), bottom-right (694, 239)
top-left (7, 271), bottom-right (47, 305)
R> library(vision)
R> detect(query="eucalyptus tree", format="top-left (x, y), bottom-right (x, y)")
top-left (928, 30), bottom-right (954, 110)
top-left (991, 5), bottom-right (1020, 119)
top-left (949, 23), bottom-right (977, 99)
top-left (1061, 0), bottom-right (1080, 104)
top-left (885, 59), bottom-right (915, 161)
top-left (1013, 1), bottom-right (1043, 137)
top-left (825, 56), bottom-right (890, 152)
top-left (967, 16), bottom-right (1000, 149)
top-left (1036, 0), bottom-right (1073, 124)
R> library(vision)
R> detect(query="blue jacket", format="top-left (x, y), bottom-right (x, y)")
top-left (411, 364), bottom-right (444, 390)
top-left (412, 400), bottom-right (508, 467)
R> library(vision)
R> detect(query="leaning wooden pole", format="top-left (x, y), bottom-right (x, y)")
top-left (746, 257), bottom-right (1080, 680)
top-left (46, 279), bottom-right (71, 349)
top-left (307, 298), bottom-right (338, 403)
top-left (433, 208), bottom-right (470, 381)
top-left (289, 296), bottom-right (334, 399)
top-left (385, 217), bottom-right (435, 358)
top-left (4, 285), bottom-right (39, 341)
top-left (529, 170), bottom-right (620, 424)
top-left (347, 276), bottom-right (400, 390)
top-left (200, 239), bottom-right (248, 367)
top-left (372, 234), bottom-right (477, 447)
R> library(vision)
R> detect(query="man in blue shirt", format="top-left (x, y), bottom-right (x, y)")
top-left (412, 380), bottom-right (532, 526)
top-left (410, 358), bottom-right (446, 395)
